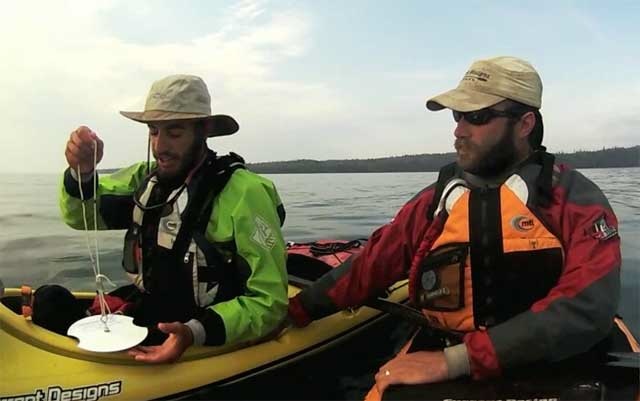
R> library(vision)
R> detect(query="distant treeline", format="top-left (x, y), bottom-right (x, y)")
top-left (248, 146), bottom-right (639, 174)
top-left (99, 146), bottom-right (638, 175)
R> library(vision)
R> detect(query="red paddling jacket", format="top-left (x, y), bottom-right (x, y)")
top-left (289, 151), bottom-right (621, 379)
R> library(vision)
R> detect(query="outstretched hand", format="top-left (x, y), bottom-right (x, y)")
top-left (128, 322), bottom-right (194, 364)
top-left (373, 350), bottom-right (449, 396)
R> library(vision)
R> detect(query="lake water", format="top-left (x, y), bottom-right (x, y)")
top-left (0, 168), bottom-right (638, 398)
top-left (0, 168), bottom-right (640, 399)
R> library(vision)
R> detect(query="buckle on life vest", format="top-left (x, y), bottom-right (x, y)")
top-left (21, 285), bottom-right (33, 318)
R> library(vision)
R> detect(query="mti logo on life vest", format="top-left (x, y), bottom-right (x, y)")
top-left (511, 215), bottom-right (535, 231)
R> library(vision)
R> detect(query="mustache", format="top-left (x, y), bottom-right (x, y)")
top-left (154, 151), bottom-right (179, 160)
top-left (454, 139), bottom-right (468, 150)
top-left (455, 139), bottom-right (478, 150)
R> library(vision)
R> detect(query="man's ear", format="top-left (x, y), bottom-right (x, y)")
top-left (518, 111), bottom-right (536, 139)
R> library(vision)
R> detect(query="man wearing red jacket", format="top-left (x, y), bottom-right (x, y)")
top-left (288, 56), bottom-right (629, 398)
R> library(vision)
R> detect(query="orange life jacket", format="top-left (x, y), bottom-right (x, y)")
top-left (409, 167), bottom-right (564, 332)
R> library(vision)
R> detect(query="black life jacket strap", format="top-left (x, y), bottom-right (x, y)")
top-left (426, 162), bottom-right (458, 221)
top-left (533, 147), bottom-right (555, 208)
top-left (171, 152), bottom-right (246, 270)
top-left (193, 152), bottom-right (246, 233)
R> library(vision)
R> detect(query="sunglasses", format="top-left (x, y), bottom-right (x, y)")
top-left (452, 108), bottom-right (522, 126)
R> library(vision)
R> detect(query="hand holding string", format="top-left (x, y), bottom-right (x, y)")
top-left (67, 131), bottom-right (148, 352)
top-left (76, 139), bottom-right (112, 332)
top-left (65, 126), bottom-right (104, 174)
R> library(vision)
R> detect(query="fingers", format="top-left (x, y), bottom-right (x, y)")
top-left (374, 366), bottom-right (392, 395)
top-left (157, 322), bottom-right (181, 334)
top-left (373, 351), bottom-right (449, 395)
top-left (127, 347), bottom-right (142, 358)
top-left (71, 126), bottom-right (98, 142)
top-left (127, 345), bottom-right (173, 363)
top-left (66, 139), bottom-right (91, 162)
top-left (159, 322), bottom-right (194, 345)
top-left (127, 343), bottom-right (180, 364)
top-left (127, 346), bottom-right (155, 360)
top-left (128, 346), bottom-right (165, 363)
top-left (133, 345), bottom-right (155, 353)
top-left (69, 127), bottom-right (99, 154)
top-left (65, 141), bottom-right (82, 169)
top-left (128, 323), bottom-right (191, 364)
top-left (65, 126), bottom-right (103, 173)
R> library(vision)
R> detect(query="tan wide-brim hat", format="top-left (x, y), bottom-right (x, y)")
top-left (426, 56), bottom-right (542, 112)
top-left (120, 74), bottom-right (239, 137)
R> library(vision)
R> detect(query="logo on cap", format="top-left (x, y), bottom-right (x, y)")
top-left (463, 69), bottom-right (491, 82)
top-left (151, 92), bottom-right (168, 100)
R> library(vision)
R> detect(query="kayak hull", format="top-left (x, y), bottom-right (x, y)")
top-left (0, 282), bottom-right (409, 401)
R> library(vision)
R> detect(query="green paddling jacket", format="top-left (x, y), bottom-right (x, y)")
top-left (59, 151), bottom-right (288, 346)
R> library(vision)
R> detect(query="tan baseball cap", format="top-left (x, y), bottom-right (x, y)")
top-left (120, 74), bottom-right (239, 137)
top-left (426, 56), bottom-right (542, 112)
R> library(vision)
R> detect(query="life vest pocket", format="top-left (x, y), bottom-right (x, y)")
top-left (416, 244), bottom-right (468, 311)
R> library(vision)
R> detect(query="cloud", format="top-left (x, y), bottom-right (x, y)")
top-left (0, 0), bottom-right (349, 172)
top-left (0, 2), bottom-right (637, 173)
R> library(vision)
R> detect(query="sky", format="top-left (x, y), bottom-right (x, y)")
top-left (0, 0), bottom-right (638, 173)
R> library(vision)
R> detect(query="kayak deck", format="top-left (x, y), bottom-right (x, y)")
top-left (0, 280), bottom-right (409, 400)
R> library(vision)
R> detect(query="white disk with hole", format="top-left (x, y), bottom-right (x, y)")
top-left (68, 314), bottom-right (148, 352)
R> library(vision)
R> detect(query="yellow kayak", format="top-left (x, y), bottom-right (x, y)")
top-left (0, 239), bottom-right (409, 401)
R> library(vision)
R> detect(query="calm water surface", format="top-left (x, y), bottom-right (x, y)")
top-left (0, 169), bottom-right (638, 399)
top-left (0, 168), bottom-right (638, 336)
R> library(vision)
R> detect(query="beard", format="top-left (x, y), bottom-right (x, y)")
top-left (456, 122), bottom-right (519, 177)
top-left (155, 140), bottom-right (205, 188)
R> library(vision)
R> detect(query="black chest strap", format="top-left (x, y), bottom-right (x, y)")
top-left (170, 152), bottom-right (246, 268)
top-left (426, 162), bottom-right (458, 221)
top-left (532, 148), bottom-right (555, 208)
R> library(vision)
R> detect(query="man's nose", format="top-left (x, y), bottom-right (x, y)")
top-left (454, 120), bottom-right (469, 139)
top-left (153, 132), bottom-right (169, 152)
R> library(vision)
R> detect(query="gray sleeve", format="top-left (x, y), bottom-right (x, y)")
top-left (444, 343), bottom-right (471, 379)
top-left (185, 319), bottom-right (206, 346)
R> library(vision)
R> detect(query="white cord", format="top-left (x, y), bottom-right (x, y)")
top-left (77, 140), bottom-right (114, 332)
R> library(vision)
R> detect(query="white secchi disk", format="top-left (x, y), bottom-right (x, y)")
top-left (68, 314), bottom-right (148, 352)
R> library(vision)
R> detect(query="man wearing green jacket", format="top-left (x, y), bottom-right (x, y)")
top-left (60, 74), bottom-right (288, 363)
